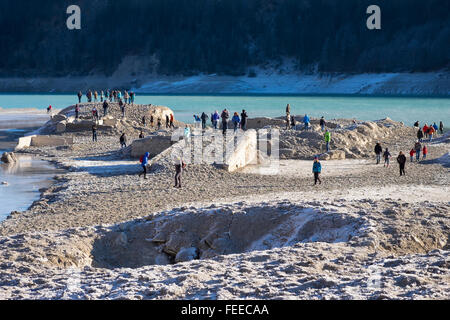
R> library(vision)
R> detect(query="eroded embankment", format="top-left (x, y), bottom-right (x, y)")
top-left (1, 197), bottom-right (447, 272)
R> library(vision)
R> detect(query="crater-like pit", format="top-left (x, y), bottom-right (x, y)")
top-left (90, 203), bottom-right (363, 269)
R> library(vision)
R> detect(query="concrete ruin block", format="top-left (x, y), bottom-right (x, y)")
top-left (51, 114), bottom-right (67, 122)
top-left (66, 121), bottom-right (96, 132)
top-left (224, 129), bottom-right (258, 172)
top-left (30, 135), bottom-right (74, 147)
top-left (246, 117), bottom-right (285, 130)
top-left (56, 121), bottom-right (67, 133)
top-left (102, 118), bottom-right (118, 126)
top-left (130, 135), bottom-right (173, 159)
top-left (15, 135), bottom-right (36, 150)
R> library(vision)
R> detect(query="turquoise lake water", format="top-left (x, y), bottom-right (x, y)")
top-left (0, 94), bottom-right (449, 126)
top-left (0, 153), bottom-right (64, 222)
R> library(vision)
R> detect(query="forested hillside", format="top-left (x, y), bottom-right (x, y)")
top-left (0, 0), bottom-right (448, 77)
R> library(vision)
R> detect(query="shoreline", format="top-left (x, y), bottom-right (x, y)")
top-left (0, 105), bottom-right (448, 299)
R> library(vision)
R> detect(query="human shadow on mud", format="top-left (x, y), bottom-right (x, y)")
top-left (74, 163), bottom-right (140, 177)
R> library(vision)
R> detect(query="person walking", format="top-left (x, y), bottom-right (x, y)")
top-left (383, 148), bottom-right (391, 167)
top-left (286, 114), bottom-right (291, 130)
top-left (193, 115), bottom-right (201, 129)
top-left (312, 156), bottom-right (322, 185)
top-left (142, 115), bottom-right (146, 127)
top-left (232, 112), bottom-right (241, 132)
top-left (320, 116), bottom-right (326, 131)
top-left (303, 114), bottom-right (310, 130)
top-left (157, 118), bottom-right (162, 130)
top-left (423, 145), bottom-right (428, 160)
top-left (397, 151), bottom-right (407, 176)
top-left (92, 106), bottom-right (99, 121)
top-left (102, 100), bottom-right (109, 117)
top-left (432, 122), bottom-right (438, 134)
top-left (212, 111), bottom-right (220, 129)
top-left (94, 91), bottom-right (98, 102)
top-left (291, 115), bottom-right (296, 128)
top-left (414, 140), bottom-right (422, 161)
top-left (92, 123), bottom-right (98, 142)
top-left (428, 125), bottom-right (435, 141)
top-left (286, 104), bottom-right (291, 116)
top-left (120, 133), bottom-right (127, 148)
top-left (166, 114), bottom-right (170, 129)
top-left (374, 142), bottom-right (382, 164)
top-left (423, 124), bottom-right (429, 139)
top-left (100, 90), bottom-right (104, 102)
top-left (324, 130), bottom-right (331, 152)
top-left (409, 148), bottom-right (415, 162)
top-left (130, 91), bottom-right (135, 105)
top-left (139, 152), bottom-right (150, 180)
top-left (417, 128), bottom-right (424, 142)
top-left (170, 114), bottom-right (175, 128)
top-left (87, 90), bottom-right (92, 103)
top-left (221, 109), bottom-right (230, 135)
top-left (241, 110), bottom-right (248, 131)
top-left (201, 112), bottom-right (209, 130)
top-left (77, 91), bottom-right (82, 103)
top-left (439, 121), bottom-right (444, 134)
top-left (75, 104), bottom-right (80, 119)
top-left (174, 156), bottom-right (186, 189)
top-left (119, 99), bottom-right (125, 118)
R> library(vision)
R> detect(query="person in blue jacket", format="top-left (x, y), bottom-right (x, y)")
top-left (139, 152), bottom-right (150, 180)
top-left (304, 114), bottom-right (311, 130)
top-left (232, 112), bottom-right (241, 132)
top-left (312, 156), bottom-right (322, 185)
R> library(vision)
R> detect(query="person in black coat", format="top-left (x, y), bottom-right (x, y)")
top-left (397, 151), bottom-right (407, 176)
top-left (417, 129), bottom-right (424, 142)
top-left (241, 110), bottom-right (248, 131)
top-left (374, 142), bottom-right (383, 164)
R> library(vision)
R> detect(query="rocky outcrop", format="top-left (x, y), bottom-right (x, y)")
top-left (1, 152), bottom-right (17, 164)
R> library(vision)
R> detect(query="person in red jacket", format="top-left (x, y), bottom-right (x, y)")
top-left (409, 149), bottom-right (415, 162)
top-left (423, 124), bottom-right (429, 139)
top-left (422, 145), bottom-right (428, 160)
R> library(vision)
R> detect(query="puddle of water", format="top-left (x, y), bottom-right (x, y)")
top-left (0, 152), bottom-right (65, 222)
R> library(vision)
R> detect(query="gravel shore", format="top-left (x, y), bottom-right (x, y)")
top-left (0, 113), bottom-right (448, 300)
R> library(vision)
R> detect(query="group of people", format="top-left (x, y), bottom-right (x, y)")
top-left (141, 113), bottom-right (175, 130)
top-left (415, 121), bottom-right (444, 142)
top-left (78, 89), bottom-right (136, 105)
top-left (285, 104), bottom-right (318, 131)
top-left (192, 109), bottom-right (249, 134)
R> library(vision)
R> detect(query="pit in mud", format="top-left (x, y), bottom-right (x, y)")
top-left (90, 203), bottom-right (363, 269)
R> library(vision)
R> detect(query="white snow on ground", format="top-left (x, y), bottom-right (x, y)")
top-left (135, 69), bottom-right (450, 95)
